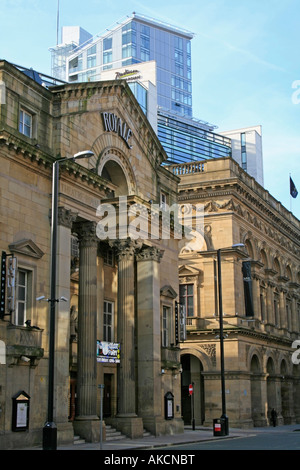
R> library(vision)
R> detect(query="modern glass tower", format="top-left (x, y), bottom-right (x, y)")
top-left (50, 13), bottom-right (232, 165)
top-left (64, 13), bottom-right (194, 118)
top-left (50, 13), bottom-right (265, 181)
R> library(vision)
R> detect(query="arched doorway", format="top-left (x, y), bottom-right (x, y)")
top-left (280, 359), bottom-right (290, 423)
top-left (250, 354), bottom-right (262, 426)
top-left (266, 357), bottom-right (276, 424)
top-left (101, 159), bottom-right (129, 196)
top-left (181, 354), bottom-right (205, 425)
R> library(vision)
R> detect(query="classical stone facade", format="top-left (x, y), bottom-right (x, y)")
top-left (167, 159), bottom-right (300, 428)
top-left (0, 61), bottom-right (183, 449)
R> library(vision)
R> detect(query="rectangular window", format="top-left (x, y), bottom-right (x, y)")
top-left (103, 51), bottom-right (112, 64)
top-left (162, 306), bottom-right (171, 347)
top-left (103, 301), bottom-right (114, 341)
top-left (103, 37), bottom-right (112, 50)
top-left (19, 109), bottom-right (32, 138)
top-left (160, 191), bottom-right (168, 210)
top-left (122, 44), bottom-right (137, 59)
top-left (15, 269), bottom-right (31, 326)
top-left (103, 248), bottom-right (114, 266)
top-left (179, 284), bottom-right (194, 317)
top-left (175, 49), bottom-right (183, 64)
top-left (141, 47), bottom-right (150, 61)
top-left (87, 45), bottom-right (96, 69)
top-left (174, 36), bottom-right (183, 50)
top-left (274, 295), bottom-right (280, 327)
top-left (260, 292), bottom-right (265, 322)
top-left (241, 132), bottom-right (247, 170)
top-left (141, 25), bottom-right (150, 36)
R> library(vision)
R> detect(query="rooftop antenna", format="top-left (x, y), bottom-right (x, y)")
top-left (56, 0), bottom-right (60, 45)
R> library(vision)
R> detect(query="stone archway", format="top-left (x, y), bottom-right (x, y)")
top-left (180, 354), bottom-right (205, 425)
top-left (250, 354), bottom-right (263, 426)
top-left (100, 159), bottom-right (129, 196)
top-left (91, 142), bottom-right (137, 197)
top-left (266, 356), bottom-right (276, 423)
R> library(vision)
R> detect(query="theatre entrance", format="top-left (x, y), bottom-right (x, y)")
top-left (181, 354), bottom-right (205, 425)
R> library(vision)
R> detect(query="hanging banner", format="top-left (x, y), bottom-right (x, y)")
top-left (242, 261), bottom-right (254, 317)
top-left (0, 251), bottom-right (6, 319)
top-left (97, 340), bottom-right (120, 363)
top-left (175, 301), bottom-right (186, 344)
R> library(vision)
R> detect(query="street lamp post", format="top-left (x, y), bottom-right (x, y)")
top-left (43, 151), bottom-right (94, 451)
top-left (217, 243), bottom-right (244, 436)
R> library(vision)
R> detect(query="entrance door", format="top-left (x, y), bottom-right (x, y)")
top-left (181, 355), bottom-right (192, 424)
top-left (181, 354), bottom-right (205, 425)
top-left (103, 374), bottom-right (112, 417)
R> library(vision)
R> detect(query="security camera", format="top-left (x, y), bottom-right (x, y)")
top-left (60, 296), bottom-right (68, 302)
top-left (20, 356), bottom-right (30, 363)
top-left (36, 296), bottom-right (46, 301)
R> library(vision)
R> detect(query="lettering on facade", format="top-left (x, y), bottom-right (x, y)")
top-left (101, 112), bottom-right (133, 149)
top-left (115, 69), bottom-right (142, 82)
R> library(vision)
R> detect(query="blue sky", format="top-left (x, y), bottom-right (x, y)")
top-left (1, 0), bottom-right (300, 218)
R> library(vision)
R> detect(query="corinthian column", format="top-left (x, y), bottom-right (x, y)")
top-left (73, 221), bottom-right (99, 442)
top-left (136, 246), bottom-right (164, 435)
top-left (110, 238), bottom-right (143, 438)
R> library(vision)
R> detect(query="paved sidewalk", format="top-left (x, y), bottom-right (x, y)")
top-left (39, 424), bottom-right (300, 451)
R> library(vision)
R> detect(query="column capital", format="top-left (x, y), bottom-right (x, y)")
top-left (75, 221), bottom-right (98, 247)
top-left (136, 246), bottom-right (164, 263)
top-left (110, 238), bottom-right (143, 260)
top-left (58, 206), bottom-right (77, 228)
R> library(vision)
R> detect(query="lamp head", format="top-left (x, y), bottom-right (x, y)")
top-left (73, 150), bottom-right (94, 160)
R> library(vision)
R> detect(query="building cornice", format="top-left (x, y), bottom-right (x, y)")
top-left (0, 129), bottom-right (115, 196)
top-left (178, 177), bottom-right (300, 251)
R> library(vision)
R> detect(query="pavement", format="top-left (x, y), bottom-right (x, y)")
top-left (30, 423), bottom-right (300, 451)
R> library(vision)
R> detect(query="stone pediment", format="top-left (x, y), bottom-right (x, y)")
top-left (178, 265), bottom-right (200, 277)
top-left (9, 239), bottom-right (44, 259)
top-left (160, 285), bottom-right (178, 299)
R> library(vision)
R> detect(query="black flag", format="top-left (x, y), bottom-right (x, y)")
top-left (290, 177), bottom-right (298, 199)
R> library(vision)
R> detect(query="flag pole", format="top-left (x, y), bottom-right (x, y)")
top-left (290, 173), bottom-right (292, 212)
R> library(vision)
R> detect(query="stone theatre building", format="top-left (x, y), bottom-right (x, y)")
top-left (0, 60), bottom-right (183, 449)
top-left (168, 158), bottom-right (300, 428)
top-left (0, 60), bottom-right (300, 450)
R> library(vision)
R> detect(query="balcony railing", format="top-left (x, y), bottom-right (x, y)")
top-left (168, 161), bottom-right (206, 176)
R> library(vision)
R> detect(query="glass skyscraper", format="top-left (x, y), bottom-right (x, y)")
top-left (50, 13), bottom-right (233, 166)
top-left (65, 13), bottom-right (194, 118)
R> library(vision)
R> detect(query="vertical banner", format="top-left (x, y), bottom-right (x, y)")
top-left (176, 301), bottom-right (187, 343)
top-left (0, 251), bottom-right (6, 319)
top-left (242, 261), bottom-right (254, 317)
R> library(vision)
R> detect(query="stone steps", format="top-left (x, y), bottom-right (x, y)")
top-left (74, 425), bottom-right (152, 444)
top-left (105, 425), bottom-right (127, 441)
top-left (74, 435), bottom-right (86, 445)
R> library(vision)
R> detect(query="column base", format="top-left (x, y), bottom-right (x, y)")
top-left (142, 416), bottom-right (184, 436)
top-left (73, 416), bottom-right (100, 443)
top-left (110, 415), bottom-right (144, 439)
top-left (57, 422), bottom-right (74, 445)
